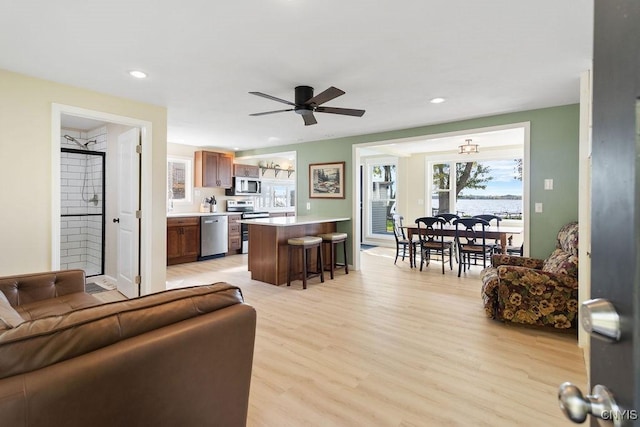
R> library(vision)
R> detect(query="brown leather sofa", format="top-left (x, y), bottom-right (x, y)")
top-left (0, 269), bottom-right (256, 427)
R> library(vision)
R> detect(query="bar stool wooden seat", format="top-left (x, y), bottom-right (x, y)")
top-left (318, 232), bottom-right (349, 279)
top-left (287, 236), bottom-right (324, 289)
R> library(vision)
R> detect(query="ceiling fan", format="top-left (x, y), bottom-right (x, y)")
top-left (249, 85), bottom-right (365, 126)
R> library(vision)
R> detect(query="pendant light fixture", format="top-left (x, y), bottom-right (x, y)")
top-left (458, 138), bottom-right (479, 154)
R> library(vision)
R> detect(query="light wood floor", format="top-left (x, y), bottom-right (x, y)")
top-left (137, 247), bottom-right (586, 426)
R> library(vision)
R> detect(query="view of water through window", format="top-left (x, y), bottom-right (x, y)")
top-left (432, 159), bottom-right (522, 218)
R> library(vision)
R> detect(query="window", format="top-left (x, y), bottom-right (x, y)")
top-left (429, 158), bottom-right (523, 219)
top-left (167, 156), bottom-right (193, 204)
top-left (257, 179), bottom-right (296, 210)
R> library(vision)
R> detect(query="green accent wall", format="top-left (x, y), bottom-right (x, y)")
top-left (240, 104), bottom-right (579, 260)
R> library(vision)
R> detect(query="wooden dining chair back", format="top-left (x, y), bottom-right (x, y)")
top-left (435, 213), bottom-right (460, 225)
top-left (435, 213), bottom-right (460, 261)
top-left (453, 217), bottom-right (493, 277)
top-left (392, 214), bottom-right (417, 265)
top-left (472, 214), bottom-right (502, 253)
top-left (414, 216), bottom-right (453, 274)
top-left (472, 214), bottom-right (502, 226)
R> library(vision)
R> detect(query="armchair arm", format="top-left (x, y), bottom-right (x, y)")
top-left (0, 269), bottom-right (86, 307)
top-left (494, 265), bottom-right (578, 328)
top-left (491, 254), bottom-right (545, 269)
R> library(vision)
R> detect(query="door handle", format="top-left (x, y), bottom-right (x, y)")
top-left (581, 298), bottom-right (621, 342)
top-left (113, 218), bottom-right (120, 223)
top-left (558, 383), bottom-right (623, 426)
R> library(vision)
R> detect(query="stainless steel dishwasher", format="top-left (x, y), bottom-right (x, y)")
top-left (199, 215), bottom-right (228, 259)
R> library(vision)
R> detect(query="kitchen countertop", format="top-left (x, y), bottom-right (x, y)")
top-left (167, 212), bottom-right (232, 218)
top-left (239, 215), bottom-right (350, 226)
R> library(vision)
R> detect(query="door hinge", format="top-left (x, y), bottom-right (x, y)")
top-left (136, 210), bottom-right (142, 219)
top-left (134, 275), bottom-right (141, 285)
top-left (136, 144), bottom-right (142, 154)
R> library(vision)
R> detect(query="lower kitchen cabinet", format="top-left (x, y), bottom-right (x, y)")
top-left (167, 216), bottom-right (200, 265)
top-left (228, 214), bottom-right (242, 254)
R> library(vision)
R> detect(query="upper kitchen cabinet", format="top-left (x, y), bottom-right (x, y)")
top-left (194, 151), bottom-right (233, 188)
top-left (233, 164), bottom-right (260, 179)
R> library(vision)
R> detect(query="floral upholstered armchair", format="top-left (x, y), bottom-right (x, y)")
top-left (480, 222), bottom-right (579, 330)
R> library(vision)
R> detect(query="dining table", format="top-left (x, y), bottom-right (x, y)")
top-left (402, 224), bottom-right (523, 268)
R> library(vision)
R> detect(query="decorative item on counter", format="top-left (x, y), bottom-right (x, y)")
top-left (200, 198), bottom-right (210, 213)
top-left (208, 196), bottom-right (217, 212)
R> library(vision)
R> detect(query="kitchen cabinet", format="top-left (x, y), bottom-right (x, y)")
top-left (167, 216), bottom-right (200, 265)
top-left (269, 212), bottom-right (295, 218)
top-left (227, 214), bottom-right (242, 254)
top-left (233, 164), bottom-right (260, 179)
top-left (195, 151), bottom-right (233, 188)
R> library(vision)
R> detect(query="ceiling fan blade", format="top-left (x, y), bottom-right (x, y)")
top-left (315, 106), bottom-right (366, 117)
top-left (249, 91), bottom-right (296, 106)
top-left (249, 109), bottom-right (294, 116)
top-left (302, 113), bottom-right (317, 126)
top-left (304, 86), bottom-right (345, 106)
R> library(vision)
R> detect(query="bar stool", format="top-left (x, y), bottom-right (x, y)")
top-left (287, 236), bottom-right (324, 289)
top-left (318, 232), bottom-right (349, 279)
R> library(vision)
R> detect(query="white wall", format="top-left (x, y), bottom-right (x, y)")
top-left (0, 68), bottom-right (167, 294)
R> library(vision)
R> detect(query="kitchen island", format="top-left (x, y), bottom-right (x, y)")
top-left (240, 216), bottom-right (350, 285)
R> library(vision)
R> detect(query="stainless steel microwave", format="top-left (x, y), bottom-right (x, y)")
top-left (225, 177), bottom-right (262, 195)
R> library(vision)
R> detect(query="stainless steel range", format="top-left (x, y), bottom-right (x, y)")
top-left (226, 200), bottom-right (269, 253)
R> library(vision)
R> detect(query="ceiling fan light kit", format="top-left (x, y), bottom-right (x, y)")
top-left (459, 138), bottom-right (479, 154)
top-left (249, 85), bottom-right (365, 126)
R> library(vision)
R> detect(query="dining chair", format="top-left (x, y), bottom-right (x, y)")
top-left (435, 213), bottom-right (460, 262)
top-left (392, 214), bottom-right (417, 265)
top-left (415, 216), bottom-right (453, 274)
top-left (472, 214), bottom-right (502, 253)
top-left (453, 217), bottom-right (493, 277)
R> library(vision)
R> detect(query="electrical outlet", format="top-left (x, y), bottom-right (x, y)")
top-left (306, 202), bottom-right (311, 210)
top-left (535, 203), bottom-right (543, 213)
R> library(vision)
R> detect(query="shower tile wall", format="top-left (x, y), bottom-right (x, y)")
top-left (60, 127), bottom-right (107, 276)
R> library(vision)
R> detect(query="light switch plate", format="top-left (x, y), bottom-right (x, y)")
top-left (306, 202), bottom-right (311, 210)
top-left (544, 179), bottom-right (554, 190)
top-left (535, 203), bottom-right (543, 213)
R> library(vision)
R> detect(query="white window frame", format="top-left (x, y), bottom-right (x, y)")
top-left (426, 148), bottom-right (524, 225)
top-left (167, 155), bottom-right (193, 204)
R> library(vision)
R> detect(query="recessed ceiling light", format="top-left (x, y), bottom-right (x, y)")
top-left (430, 97), bottom-right (446, 104)
top-left (129, 70), bottom-right (147, 79)
top-left (233, 147), bottom-right (240, 151)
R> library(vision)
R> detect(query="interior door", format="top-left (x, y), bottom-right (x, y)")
top-left (559, 2), bottom-right (639, 425)
top-left (116, 128), bottom-right (140, 298)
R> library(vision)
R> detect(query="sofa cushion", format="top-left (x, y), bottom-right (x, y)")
top-left (0, 282), bottom-right (245, 379)
top-left (14, 292), bottom-right (102, 321)
top-left (0, 292), bottom-right (25, 329)
top-left (0, 269), bottom-right (86, 307)
top-left (556, 221), bottom-right (579, 256)
top-left (542, 248), bottom-right (579, 279)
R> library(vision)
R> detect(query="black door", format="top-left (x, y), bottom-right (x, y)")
top-left (583, 1), bottom-right (640, 426)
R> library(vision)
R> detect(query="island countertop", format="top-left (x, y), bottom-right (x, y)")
top-left (243, 216), bottom-right (350, 285)
top-left (239, 215), bottom-right (350, 226)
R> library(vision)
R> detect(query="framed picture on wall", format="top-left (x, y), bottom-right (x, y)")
top-left (309, 161), bottom-right (345, 199)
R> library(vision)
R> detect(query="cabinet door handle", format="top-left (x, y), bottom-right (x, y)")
top-left (113, 218), bottom-right (120, 223)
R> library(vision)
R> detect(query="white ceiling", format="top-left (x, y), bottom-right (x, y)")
top-left (0, 1), bottom-right (593, 152)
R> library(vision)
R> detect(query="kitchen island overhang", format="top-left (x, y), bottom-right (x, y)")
top-left (239, 216), bottom-right (350, 285)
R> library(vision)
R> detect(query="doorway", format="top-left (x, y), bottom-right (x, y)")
top-left (51, 104), bottom-right (151, 298)
top-left (352, 123), bottom-right (530, 270)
